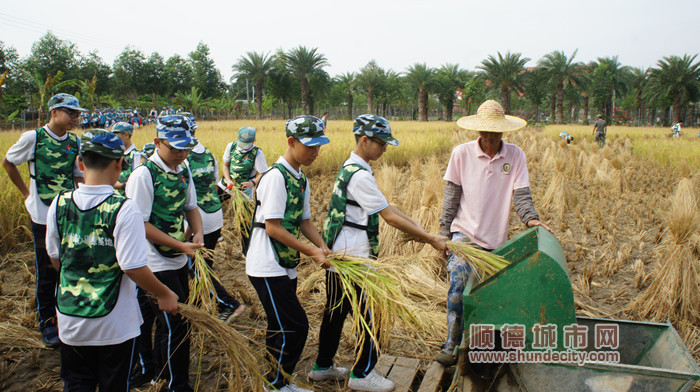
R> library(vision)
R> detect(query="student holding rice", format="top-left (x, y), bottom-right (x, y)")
top-left (437, 100), bottom-right (551, 366)
top-left (246, 115), bottom-right (330, 392)
top-left (218, 126), bottom-right (268, 200)
top-left (310, 114), bottom-right (447, 392)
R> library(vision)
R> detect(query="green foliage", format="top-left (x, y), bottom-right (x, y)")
top-left (189, 42), bottom-right (225, 99)
top-left (477, 51), bottom-right (530, 114)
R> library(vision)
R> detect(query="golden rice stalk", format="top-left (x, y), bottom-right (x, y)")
top-left (188, 248), bottom-right (218, 316)
top-left (325, 253), bottom-right (432, 366)
top-left (0, 322), bottom-right (45, 350)
top-left (445, 241), bottom-right (510, 284)
top-left (226, 186), bottom-right (255, 237)
top-left (177, 302), bottom-right (270, 391)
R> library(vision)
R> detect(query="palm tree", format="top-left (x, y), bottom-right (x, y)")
top-left (628, 67), bottom-right (649, 125)
top-left (404, 63), bottom-right (435, 121)
top-left (378, 69), bottom-right (402, 117)
top-left (233, 51), bottom-right (273, 119)
top-left (435, 64), bottom-right (467, 121)
top-left (538, 50), bottom-right (582, 123)
top-left (283, 46), bottom-right (328, 115)
top-left (646, 54), bottom-right (700, 124)
top-left (477, 52), bottom-right (530, 114)
top-left (335, 72), bottom-right (356, 118)
top-left (523, 68), bottom-right (550, 122)
top-left (357, 60), bottom-right (385, 114)
top-left (592, 56), bottom-right (632, 119)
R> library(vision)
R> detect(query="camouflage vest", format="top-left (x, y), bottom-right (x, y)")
top-left (145, 160), bottom-right (189, 258)
top-left (55, 191), bottom-right (125, 318)
top-left (32, 128), bottom-right (80, 206)
top-left (227, 143), bottom-right (259, 186)
top-left (117, 148), bottom-right (141, 196)
top-left (250, 163), bottom-right (306, 268)
top-left (187, 148), bottom-right (222, 213)
top-left (323, 164), bottom-right (380, 258)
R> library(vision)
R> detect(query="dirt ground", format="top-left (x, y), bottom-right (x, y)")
top-left (1, 132), bottom-right (698, 391)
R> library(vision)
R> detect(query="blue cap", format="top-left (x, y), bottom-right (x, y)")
top-left (80, 129), bottom-right (125, 160)
top-left (112, 122), bottom-right (134, 135)
top-left (285, 115), bottom-right (330, 147)
top-left (237, 126), bottom-right (256, 150)
top-left (353, 114), bottom-right (399, 146)
top-left (48, 93), bottom-right (88, 112)
top-left (156, 115), bottom-right (196, 149)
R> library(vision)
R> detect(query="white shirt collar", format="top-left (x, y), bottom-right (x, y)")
top-left (149, 150), bottom-right (183, 174)
top-left (76, 183), bottom-right (115, 195)
top-left (276, 156), bottom-right (302, 179)
top-left (347, 152), bottom-right (373, 174)
top-left (43, 125), bottom-right (69, 141)
top-left (192, 142), bottom-right (206, 154)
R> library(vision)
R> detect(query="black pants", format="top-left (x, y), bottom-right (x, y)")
top-left (143, 265), bottom-right (191, 392)
top-left (133, 286), bottom-right (156, 378)
top-left (61, 338), bottom-right (135, 392)
top-left (316, 271), bottom-right (378, 378)
top-left (202, 230), bottom-right (240, 310)
top-left (249, 276), bottom-right (308, 388)
top-left (31, 222), bottom-right (57, 330)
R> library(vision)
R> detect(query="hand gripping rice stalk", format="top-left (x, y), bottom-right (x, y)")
top-left (445, 241), bottom-right (510, 283)
top-left (226, 186), bottom-right (255, 237)
top-left (188, 248), bottom-right (218, 316)
top-left (326, 253), bottom-right (430, 367)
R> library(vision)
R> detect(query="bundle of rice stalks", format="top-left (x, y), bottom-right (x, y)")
top-left (188, 248), bottom-right (218, 315)
top-left (445, 241), bottom-right (510, 283)
top-left (226, 186), bottom-right (255, 237)
top-left (0, 322), bottom-right (45, 350)
top-left (177, 302), bottom-right (270, 391)
top-left (325, 253), bottom-right (435, 365)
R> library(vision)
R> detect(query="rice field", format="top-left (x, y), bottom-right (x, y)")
top-left (0, 121), bottom-right (698, 390)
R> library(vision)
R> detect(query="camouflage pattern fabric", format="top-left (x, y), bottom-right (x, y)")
top-left (80, 129), bottom-right (124, 160)
top-left (145, 160), bottom-right (189, 258)
top-left (322, 164), bottom-right (380, 258)
top-left (251, 163), bottom-right (307, 268)
top-left (285, 115), bottom-right (330, 146)
top-left (187, 148), bottom-right (222, 213)
top-left (142, 142), bottom-right (156, 157)
top-left (55, 191), bottom-right (125, 318)
top-left (226, 142), bottom-right (259, 186)
top-left (353, 114), bottom-right (399, 145)
top-left (33, 128), bottom-right (80, 206)
top-left (117, 148), bottom-right (142, 196)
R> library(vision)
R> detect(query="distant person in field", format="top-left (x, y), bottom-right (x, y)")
top-left (218, 126), bottom-right (268, 201)
top-left (437, 100), bottom-right (552, 367)
top-left (2, 93), bottom-right (87, 348)
top-left (559, 131), bottom-right (574, 144)
top-left (592, 114), bottom-right (607, 147)
top-left (309, 114), bottom-right (447, 392)
top-left (671, 120), bottom-right (685, 138)
top-left (45, 129), bottom-right (178, 392)
top-left (321, 112), bottom-right (329, 130)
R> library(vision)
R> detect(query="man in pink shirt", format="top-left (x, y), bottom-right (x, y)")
top-left (437, 100), bottom-right (551, 366)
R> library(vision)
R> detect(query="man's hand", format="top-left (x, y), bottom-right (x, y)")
top-left (309, 247), bottom-right (330, 269)
top-left (428, 234), bottom-right (449, 252)
top-left (157, 289), bottom-right (179, 315)
top-left (527, 219), bottom-right (553, 234)
top-left (241, 181), bottom-right (255, 189)
top-left (180, 241), bottom-right (204, 258)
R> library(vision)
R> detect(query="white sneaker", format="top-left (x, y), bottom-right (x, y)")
top-left (347, 370), bottom-right (395, 392)
top-left (266, 383), bottom-right (315, 392)
top-left (308, 364), bottom-right (349, 381)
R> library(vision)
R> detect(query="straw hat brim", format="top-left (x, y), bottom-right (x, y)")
top-left (456, 115), bottom-right (527, 133)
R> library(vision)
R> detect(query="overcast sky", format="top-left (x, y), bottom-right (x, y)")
top-left (2, 0), bottom-right (698, 81)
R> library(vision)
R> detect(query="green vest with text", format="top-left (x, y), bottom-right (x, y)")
top-left (56, 191), bottom-right (125, 318)
top-left (145, 160), bottom-right (189, 258)
top-left (323, 164), bottom-right (380, 258)
top-left (33, 128), bottom-right (80, 206)
top-left (251, 163), bottom-right (306, 268)
top-left (227, 143), bottom-right (259, 186)
top-left (187, 148), bottom-right (222, 213)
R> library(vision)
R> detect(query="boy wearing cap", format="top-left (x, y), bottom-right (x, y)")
top-left (112, 121), bottom-right (145, 195)
top-left (219, 126), bottom-right (268, 200)
top-left (246, 115), bottom-right (330, 392)
top-left (44, 129), bottom-right (178, 391)
top-left (437, 100), bottom-right (551, 366)
top-left (2, 93), bottom-right (87, 348)
top-left (126, 115), bottom-right (203, 392)
top-left (183, 114), bottom-right (246, 323)
top-left (310, 114), bottom-right (446, 392)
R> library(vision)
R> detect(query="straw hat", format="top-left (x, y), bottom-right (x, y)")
top-left (456, 100), bottom-right (526, 132)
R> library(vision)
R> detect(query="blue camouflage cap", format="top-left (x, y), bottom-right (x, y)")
top-left (48, 93), bottom-right (88, 112)
top-left (156, 115), bottom-right (196, 149)
top-left (142, 142), bottom-right (156, 157)
top-left (80, 129), bottom-right (125, 160)
top-left (285, 115), bottom-right (329, 146)
top-left (237, 126), bottom-right (256, 150)
top-left (112, 121), bottom-right (134, 135)
top-left (353, 114), bottom-right (399, 146)
top-left (179, 112), bottom-right (198, 131)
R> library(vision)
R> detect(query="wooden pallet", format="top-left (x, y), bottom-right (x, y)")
top-left (371, 355), bottom-right (467, 392)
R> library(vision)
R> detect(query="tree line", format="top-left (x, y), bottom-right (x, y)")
top-left (1, 32), bottom-right (699, 127)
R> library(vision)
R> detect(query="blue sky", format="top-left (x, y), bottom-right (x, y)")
top-left (1, 0), bottom-right (698, 81)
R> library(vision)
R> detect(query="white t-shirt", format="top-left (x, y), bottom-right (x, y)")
top-left (45, 184), bottom-right (146, 346)
top-left (443, 139), bottom-right (530, 249)
top-left (185, 142), bottom-right (224, 235)
top-left (124, 144), bottom-right (144, 171)
top-left (125, 152), bottom-right (198, 272)
top-left (218, 143), bottom-right (268, 189)
top-left (329, 152), bottom-right (388, 265)
top-left (4, 125), bottom-right (84, 225)
top-left (245, 157), bottom-right (311, 279)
